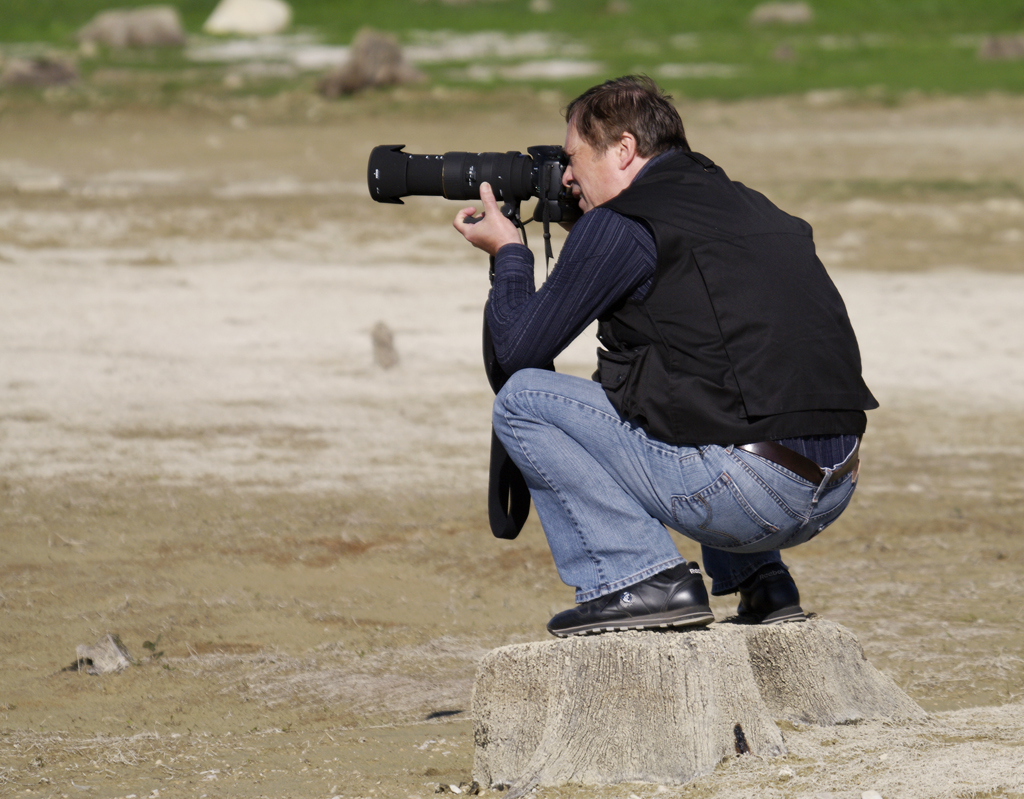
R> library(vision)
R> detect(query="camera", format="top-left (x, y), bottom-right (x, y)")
top-left (367, 144), bottom-right (580, 226)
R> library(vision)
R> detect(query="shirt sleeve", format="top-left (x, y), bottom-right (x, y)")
top-left (485, 207), bottom-right (657, 373)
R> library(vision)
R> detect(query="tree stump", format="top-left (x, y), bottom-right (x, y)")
top-left (744, 621), bottom-right (922, 725)
top-left (471, 619), bottom-right (923, 794)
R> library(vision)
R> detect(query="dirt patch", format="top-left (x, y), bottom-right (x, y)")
top-left (1, 92), bottom-right (1024, 798)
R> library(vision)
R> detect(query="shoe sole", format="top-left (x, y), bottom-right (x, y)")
top-left (549, 607), bottom-right (715, 638)
top-left (738, 605), bottom-right (806, 625)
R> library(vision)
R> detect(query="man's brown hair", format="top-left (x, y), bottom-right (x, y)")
top-left (564, 75), bottom-right (689, 157)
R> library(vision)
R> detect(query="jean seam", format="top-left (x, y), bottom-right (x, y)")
top-left (808, 477), bottom-right (856, 524)
top-left (727, 448), bottom-right (808, 523)
top-left (722, 473), bottom-right (780, 534)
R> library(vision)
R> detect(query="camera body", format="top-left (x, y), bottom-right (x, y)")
top-left (367, 144), bottom-right (580, 225)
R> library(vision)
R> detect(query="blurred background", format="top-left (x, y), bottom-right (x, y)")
top-left (2, 0), bottom-right (1023, 104)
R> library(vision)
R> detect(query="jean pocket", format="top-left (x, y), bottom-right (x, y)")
top-left (671, 472), bottom-right (780, 550)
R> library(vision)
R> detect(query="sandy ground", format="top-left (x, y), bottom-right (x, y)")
top-left (2, 90), bottom-right (1024, 798)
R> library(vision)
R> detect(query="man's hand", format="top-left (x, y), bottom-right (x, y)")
top-left (453, 182), bottom-right (523, 257)
top-left (557, 183), bottom-right (583, 233)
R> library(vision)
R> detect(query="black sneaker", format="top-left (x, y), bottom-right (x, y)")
top-left (547, 562), bottom-right (715, 638)
top-left (736, 566), bottom-right (806, 624)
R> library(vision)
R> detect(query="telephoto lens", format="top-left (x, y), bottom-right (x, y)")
top-left (367, 145), bottom-right (535, 204)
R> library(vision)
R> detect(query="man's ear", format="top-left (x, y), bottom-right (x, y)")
top-left (616, 132), bottom-right (639, 169)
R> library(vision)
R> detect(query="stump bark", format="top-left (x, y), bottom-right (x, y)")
top-left (472, 619), bottom-right (923, 794)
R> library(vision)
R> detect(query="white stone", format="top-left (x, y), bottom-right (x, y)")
top-left (749, 2), bottom-right (814, 25)
top-left (74, 633), bottom-right (134, 674)
top-left (203, 0), bottom-right (293, 36)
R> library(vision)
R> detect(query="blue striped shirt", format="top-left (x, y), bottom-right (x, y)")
top-left (486, 207), bottom-right (655, 373)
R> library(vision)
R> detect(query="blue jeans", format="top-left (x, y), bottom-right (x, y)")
top-left (492, 369), bottom-right (859, 602)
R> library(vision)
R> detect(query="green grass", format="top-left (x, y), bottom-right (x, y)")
top-left (9, 0), bottom-right (1018, 41)
top-left (3, 0), bottom-right (1024, 99)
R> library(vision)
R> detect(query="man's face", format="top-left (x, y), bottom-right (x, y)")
top-left (562, 123), bottom-right (622, 214)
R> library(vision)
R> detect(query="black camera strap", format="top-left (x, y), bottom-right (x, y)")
top-left (538, 162), bottom-right (555, 268)
top-left (482, 310), bottom-right (554, 539)
top-left (486, 428), bottom-right (532, 540)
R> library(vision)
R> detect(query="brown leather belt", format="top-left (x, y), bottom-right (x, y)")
top-left (736, 440), bottom-right (860, 486)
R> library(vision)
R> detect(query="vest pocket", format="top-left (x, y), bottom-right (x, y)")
top-left (596, 345), bottom-right (650, 419)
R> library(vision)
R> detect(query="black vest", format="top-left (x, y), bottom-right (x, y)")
top-left (597, 150), bottom-right (877, 446)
